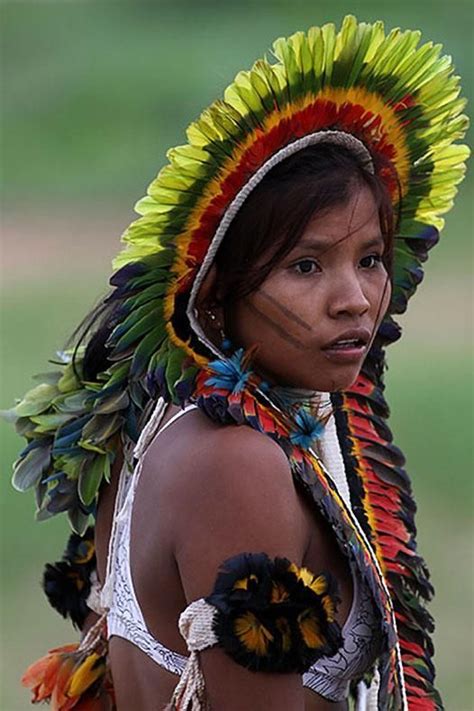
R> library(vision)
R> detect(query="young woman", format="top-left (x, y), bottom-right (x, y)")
top-left (11, 16), bottom-right (468, 711)
top-left (96, 142), bottom-right (392, 711)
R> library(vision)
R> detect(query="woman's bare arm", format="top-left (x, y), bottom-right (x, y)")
top-left (168, 424), bottom-right (311, 711)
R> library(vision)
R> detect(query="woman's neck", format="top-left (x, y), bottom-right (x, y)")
top-left (269, 383), bottom-right (320, 408)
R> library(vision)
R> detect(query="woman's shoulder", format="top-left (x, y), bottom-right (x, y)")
top-left (148, 405), bottom-right (289, 479)
top-left (140, 404), bottom-right (296, 520)
top-left (144, 407), bottom-right (309, 589)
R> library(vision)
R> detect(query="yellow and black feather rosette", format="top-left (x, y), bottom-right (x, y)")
top-left (42, 527), bottom-right (96, 630)
top-left (206, 552), bottom-right (343, 673)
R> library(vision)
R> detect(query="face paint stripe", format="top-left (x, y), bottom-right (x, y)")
top-left (243, 298), bottom-right (308, 350)
top-left (257, 288), bottom-right (313, 332)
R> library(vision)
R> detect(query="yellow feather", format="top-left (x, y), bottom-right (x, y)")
top-left (322, 594), bottom-right (336, 622)
top-left (234, 612), bottom-right (274, 656)
top-left (66, 653), bottom-right (103, 698)
top-left (298, 609), bottom-right (325, 649)
top-left (233, 574), bottom-right (258, 591)
top-left (271, 581), bottom-right (289, 603)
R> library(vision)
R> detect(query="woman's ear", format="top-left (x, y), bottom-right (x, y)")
top-left (194, 263), bottom-right (225, 337)
top-left (195, 263), bottom-right (217, 307)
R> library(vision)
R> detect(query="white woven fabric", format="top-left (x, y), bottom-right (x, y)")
top-left (100, 438), bottom-right (136, 610)
top-left (356, 669), bottom-right (381, 711)
top-left (86, 570), bottom-right (107, 615)
top-left (178, 599), bottom-right (218, 652)
top-left (101, 397), bottom-right (174, 610)
top-left (105, 403), bottom-right (197, 675)
top-left (317, 392), bottom-right (351, 508)
top-left (170, 600), bottom-right (217, 710)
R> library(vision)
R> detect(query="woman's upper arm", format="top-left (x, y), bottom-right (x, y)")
top-left (169, 426), bottom-right (308, 710)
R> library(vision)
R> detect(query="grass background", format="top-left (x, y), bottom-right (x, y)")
top-left (1, 1), bottom-right (472, 709)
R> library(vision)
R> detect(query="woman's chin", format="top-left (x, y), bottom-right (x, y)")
top-left (255, 362), bottom-right (362, 394)
top-left (306, 369), bottom-right (361, 393)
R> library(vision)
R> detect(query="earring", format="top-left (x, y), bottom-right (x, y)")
top-left (204, 308), bottom-right (233, 353)
top-left (204, 308), bottom-right (224, 338)
top-left (204, 308), bottom-right (218, 325)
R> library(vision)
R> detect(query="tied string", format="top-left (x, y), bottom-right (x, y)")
top-left (169, 600), bottom-right (217, 710)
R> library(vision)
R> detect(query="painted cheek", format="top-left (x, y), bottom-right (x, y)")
top-left (255, 288), bottom-right (307, 340)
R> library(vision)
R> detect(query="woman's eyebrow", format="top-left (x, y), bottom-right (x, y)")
top-left (293, 235), bottom-right (385, 254)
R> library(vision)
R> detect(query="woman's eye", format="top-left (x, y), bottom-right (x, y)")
top-left (293, 259), bottom-right (320, 275)
top-left (360, 254), bottom-right (383, 269)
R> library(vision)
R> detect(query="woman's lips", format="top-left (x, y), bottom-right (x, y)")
top-left (320, 327), bottom-right (371, 363)
top-left (321, 342), bottom-right (367, 364)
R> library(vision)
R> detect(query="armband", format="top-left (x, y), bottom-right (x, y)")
top-left (171, 552), bottom-right (344, 709)
top-left (206, 552), bottom-right (342, 673)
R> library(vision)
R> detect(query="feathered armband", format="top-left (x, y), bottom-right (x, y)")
top-left (170, 552), bottom-right (342, 709)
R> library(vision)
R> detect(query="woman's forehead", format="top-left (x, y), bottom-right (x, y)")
top-left (295, 186), bottom-right (382, 252)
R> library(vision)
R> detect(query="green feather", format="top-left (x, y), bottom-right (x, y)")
top-left (109, 309), bottom-right (162, 355)
top-left (31, 371), bottom-right (62, 386)
top-left (31, 412), bottom-right (74, 434)
top-left (67, 507), bottom-right (90, 536)
top-left (78, 454), bottom-right (110, 507)
top-left (165, 347), bottom-right (186, 404)
top-left (54, 453), bottom-right (84, 480)
top-left (102, 361), bottom-right (130, 387)
top-left (80, 413), bottom-right (123, 451)
top-left (120, 284), bottom-right (167, 314)
top-left (12, 445), bottom-right (51, 492)
top-left (130, 324), bottom-right (167, 378)
top-left (57, 365), bottom-right (81, 394)
top-left (15, 417), bottom-right (38, 439)
top-left (93, 390), bottom-right (130, 415)
top-left (110, 300), bottom-right (160, 341)
top-left (14, 383), bottom-right (59, 418)
top-left (55, 390), bottom-right (91, 414)
top-left (320, 22), bottom-right (336, 86)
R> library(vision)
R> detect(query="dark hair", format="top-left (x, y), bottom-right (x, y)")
top-left (70, 143), bottom-right (398, 380)
top-left (213, 143), bottom-right (396, 308)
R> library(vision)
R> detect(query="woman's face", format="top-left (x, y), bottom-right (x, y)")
top-left (224, 183), bottom-right (392, 392)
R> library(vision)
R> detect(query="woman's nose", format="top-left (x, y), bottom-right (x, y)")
top-left (327, 273), bottom-right (370, 319)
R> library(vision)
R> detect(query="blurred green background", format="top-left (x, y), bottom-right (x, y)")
top-left (1, 1), bottom-right (472, 709)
